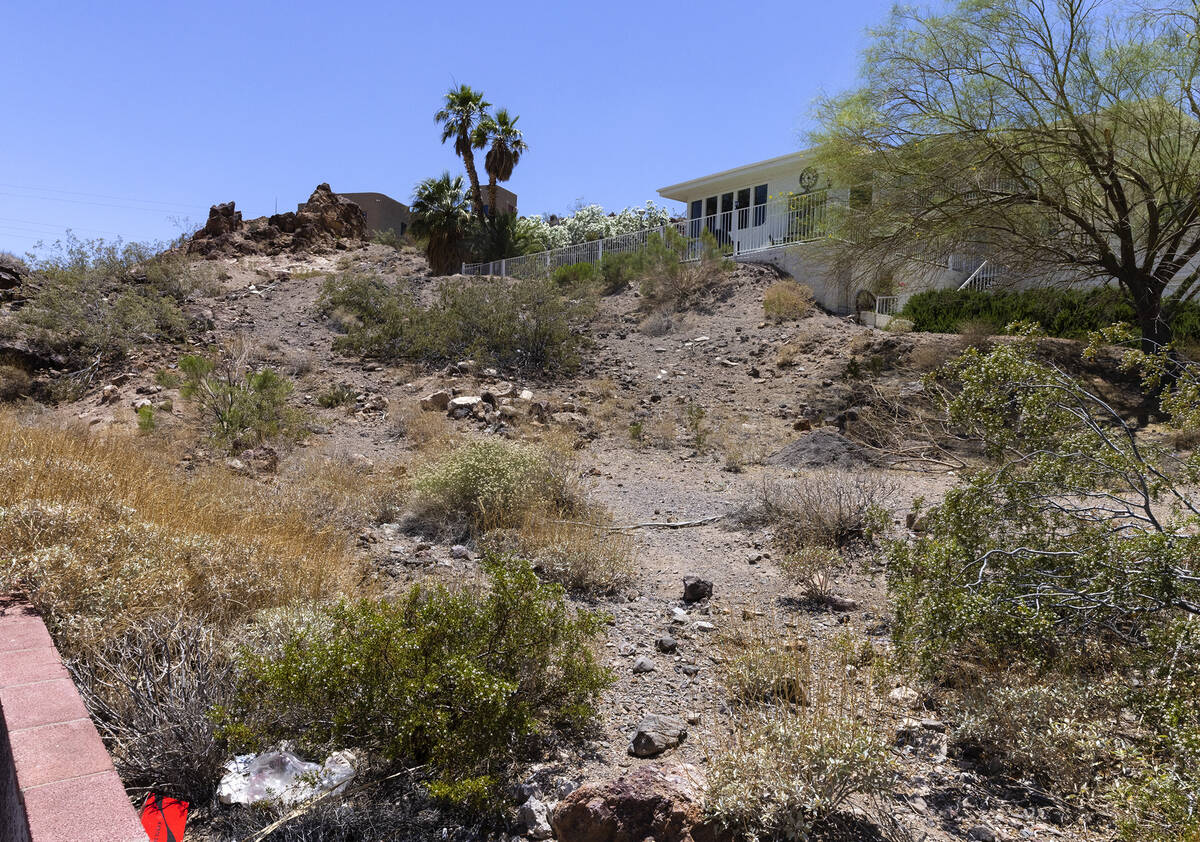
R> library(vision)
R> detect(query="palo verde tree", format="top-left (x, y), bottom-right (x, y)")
top-left (411, 172), bottom-right (470, 275)
top-left (473, 107), bottom-right (528, 218)
top-left (815, 0), bottom-right (1200, 352)
top-left (435, 84), bottom-right (491, 218)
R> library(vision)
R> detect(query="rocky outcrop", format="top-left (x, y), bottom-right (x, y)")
top-left (188, 184), bottom-right (366, 258)
top-left (551, 764), bottom-right (716, 842)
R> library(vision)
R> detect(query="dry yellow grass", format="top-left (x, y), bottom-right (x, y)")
top-left (0, 412), bottom-right (362, 652)
top-left (762, 279), bottom-right (815, 321)
top-left (485, 508), bottom-right (637, 594)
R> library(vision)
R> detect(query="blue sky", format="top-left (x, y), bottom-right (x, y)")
top-left (1, 0), bottom-right (894, 256)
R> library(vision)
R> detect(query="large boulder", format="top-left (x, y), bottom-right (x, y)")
top-left (188, 184), bottom-right (366, 257)
top-left (629, 713), bottom-right (687, 758)
top-left (551, 763), bottom-right (714, 842)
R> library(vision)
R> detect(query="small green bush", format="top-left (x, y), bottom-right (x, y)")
top-left (179, 354), bottom-right (305, 452)
top-left (551, 261), bottom-right (596, 293)
top-left (413, 438), bottom-right (581, 530)
top-left (321, 273), bottom-right (590, 376)
top-left (636, 229), bottom-right (733, 311)
top-left (901, 287), bottom-right (1200, 342)
top-left (228, 555), bottom-right (610, 808)
top-left (317, 383), bottom-right (356, 409)
top-left (15, 233), bottom-right (195, 368)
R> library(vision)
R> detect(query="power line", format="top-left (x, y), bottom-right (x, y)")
top-left (0, 182), bottom-right (205, 212)
top-left (0, 191), bottom-right (206, 215)
top-left (0, 216), bottom-right (124, 237)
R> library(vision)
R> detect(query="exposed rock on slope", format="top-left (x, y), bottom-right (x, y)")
top-left (188, 183), bottom-right (367, 257)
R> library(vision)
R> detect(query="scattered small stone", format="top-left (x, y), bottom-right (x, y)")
top-left (682, 576), bottom-right (713, 603)
top-left (685, 711), bottom-right (700, 725)
top-left (681, 664), bottom-right (701, 676)
top-left (449, 544), bottom-right (471, 560)
top-left (693, 621), bottom-right (715, 633)
top-left (670, 607), bottom-right (688, 624)
top-left (655, 635), bottom-right (677, 654)
top-left (966, 827), bottom-right (999, 842)
top-left (888, 686), bottom-right (920, 708)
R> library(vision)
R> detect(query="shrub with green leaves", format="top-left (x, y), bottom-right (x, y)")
top-left (15, 233), bottom-right (195, 369)
top-left (900, 287), bottom-right (1200, 342)
top-left (412, 437), bottom-right (580, 530)
top-left (636, 228), bottom-right (733, 311)
top-left (889, 325), bottom-right (1200, 830)
top-left (320, 273), bottom-right (590, 375)
top-left (228, 555), bottom-right (610, 808)
top-left (178, 354), bottom-right (305, 452)
top-left (890, 329), bottom-right (1200, 671)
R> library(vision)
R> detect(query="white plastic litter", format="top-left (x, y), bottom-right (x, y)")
top-left (217, 748), bottom-right (357, 805)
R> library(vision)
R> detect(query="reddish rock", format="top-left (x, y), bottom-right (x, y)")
top-left (552, 763), bottom-right (717, 842)
top-left (188, 183), bottom-right (366, 257)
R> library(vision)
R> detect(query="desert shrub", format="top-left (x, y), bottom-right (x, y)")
top-left (371, 227), bottom-right (404, 249)
top-left (949, 674), bottom-right (1117, 795)
top-left (317, 382), bottom-right (356, 409)
top-left (889, 330), bottom-right (1200, 833)
top-left (718, 621), bottom-right (815, 706)
top-left (638, 308), bottom-right (675, 336)
top-left (763, 279), bottom-right (815, 321)
top-left (179, 352), bottom-right (306, 452)
top-left (0, 364), bottom-right (32, 401)
top-left (708, 629), bottom-right (893, 839)
top-left (67, 616), bottom-right (235, 806)
top-left (0, 413), bottom-right (358, 652)
top-left (751, 471), bottom-right (893, 553)
top-left (412, 437), bottom-right (583, 530)
top-left (229, 556), bottom-right (610, 808)
top-left (484, 511), bottom-right (636, 595)
top-left (551, 261), bottom-right (596, 292)
top-left (206, 793), bottom-right (421, 842)
top-left (778, 546), bottom-right (843, 603)
top-left (321, 273), bottom-right (590, 376)
top-left (637, 229), bottom-right (733, 311)
top-left (901, 286), bottom-right (1200, 342)
top-left (15, 234), bottom-right (194, 369)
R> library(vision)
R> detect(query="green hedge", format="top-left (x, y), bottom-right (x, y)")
top-left (900, 287), bottom-right (1200, 342)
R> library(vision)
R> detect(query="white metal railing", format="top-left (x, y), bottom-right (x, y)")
top-left (875, 294), bottom-right (908, 317)
top-left (462, 191), bottom-right (829, 277)
top-left (952, 256), bottom-right (1004, 291)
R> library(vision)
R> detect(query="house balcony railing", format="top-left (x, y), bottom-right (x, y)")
top-left (461, 191), bottom-right (830, 278)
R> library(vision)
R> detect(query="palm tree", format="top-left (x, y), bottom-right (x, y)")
top-left (434, 85), bottom-right (490, 218)
top-left (473, 108), bottom-right (528, 218)
top-left (410, 172), bottom-right (469, 275)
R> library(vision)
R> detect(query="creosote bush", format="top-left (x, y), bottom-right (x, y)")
top-left (14, 233), bottom-right (198, 370)
top-left (763, 279), bottom-right (815, 321)
top-left (179, 352), bottom-right (306, 452)
top-left (320, 272), bottom-right (590, 376)
top-left (0, 413), bottom-right (358, 653)
top-left (228, 555), bottom-right (610, 809)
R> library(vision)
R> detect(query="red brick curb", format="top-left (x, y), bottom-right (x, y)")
top-left (0, 598), bottom-right (145, 842)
